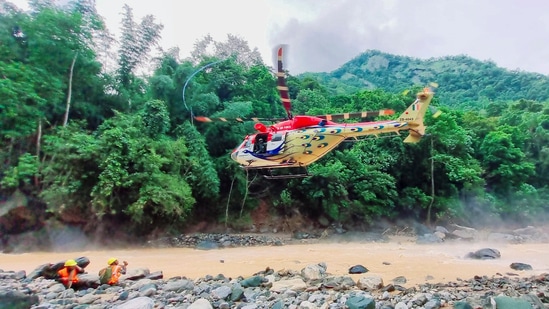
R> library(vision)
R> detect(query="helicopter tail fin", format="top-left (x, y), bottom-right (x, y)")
top-left (398, 88), bottom-right (434, 143)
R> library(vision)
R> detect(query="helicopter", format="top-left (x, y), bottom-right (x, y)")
top-left (195, 45), bottom-right (435, 179)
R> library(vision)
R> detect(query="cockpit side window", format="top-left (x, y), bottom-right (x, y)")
top-left (254, 134), bottom-right (269, 154)
top-left (271, 134), bottom-right (283, 142)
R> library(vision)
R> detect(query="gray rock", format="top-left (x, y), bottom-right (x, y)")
top-left (452, 227), bottom-right (477, 239)
top-left (164, 279), bottom-right (194, 292)
top-left (301, 263), bottom-right (327, 281)
top-left (392, 276), bottom-right (407, 285)
top-left (521, 293), bottom-right (545, 308)
top-left (435, 226), bottom-right (449, 233)
top-left (0, 290), bottom-right (39, 309)
top-left (230, 285), bottom-right (244, 302)
top-left (243, 289), bottom-right (259, 302)
top-left (270, 278), bottom-right (307, 292)
top-left (48, 283), bottom-right (66, 293)
top-left (510, 262), bottom-right (533, 271)
top-left (188, 298), bottom-right (213, 309)
top-left (115, 296), bottom-right (154, 309)
top-left (196, 240), bottom-right (219, 250)
top-left (346, 295), bottom-right (375, 309)
top-left (348, 265), bottom-right (368, 274)
top-left (120, 268), bottom-right (150, 281)
top-left (357, 276), bottom-right (383, 290)
top-left (452, 302), bottom-right (473, 309)
top-left (78, 293), bottom-right (101, 304)
top-left (271, 300), bottom-right (284, 309)
top-left (494, 295), bottom-right (533, 309)
top-left (118, 290), bottom-right (130, 301)
top-left (138, 283), bottom-right (157, 297)
top-left (466, 248), bottom-right (500, 259)
top-left (417, 233), bottom-right (443, 243)
top-left (424, 298), bottom-right (441, 309)
top-left (240, 275), bottom-right (264, 287)
top-left (79, 273), bottom-right (100, 288)
top-left (394, 302), bottom-right (408, 309)
top-left (211, 285), bottom-right (231, 300)
top-left (145, 271), bottom-right (163, 280)
top-left (513, 226), bottom-right (538, 235)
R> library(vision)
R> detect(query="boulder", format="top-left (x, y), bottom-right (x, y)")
top-left (510, 262), bottom-right (533, 271)
top-left (0, 290), bottom-right (39, 309)
top-left (466, 248), bottom-right (500, 259)
top-left (349, 265), bottom-right (369, 274)
top-left (346, 295), bottom-right (375, 309)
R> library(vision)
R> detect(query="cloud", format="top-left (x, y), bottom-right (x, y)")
top-left (8, 0), bottom-right (549, 76)
top-left (268, 0), bottom-right (549, 75)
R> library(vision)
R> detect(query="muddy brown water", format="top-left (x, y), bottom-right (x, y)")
top-left (2, 236), bottom-right (548, 287)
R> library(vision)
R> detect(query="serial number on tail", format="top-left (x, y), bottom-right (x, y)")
top-left (399, 118), bottom-right (415, 121)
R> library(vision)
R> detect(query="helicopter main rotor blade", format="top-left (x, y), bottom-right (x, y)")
top-left (275, 44), bottom-right (293, 120)
top-left (194, 116), bottom-right (284, 123)
top-left (194, 109), bottom-right (395, 123)
top-left (315, 109), bottom-right (395, 121)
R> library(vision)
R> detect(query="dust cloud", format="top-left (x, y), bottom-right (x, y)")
top-left (2, 235), bottom-right (548, 287)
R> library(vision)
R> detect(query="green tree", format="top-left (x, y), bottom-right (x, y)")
top-left (480, 127), bottom-right (535, 197)
top-left (40, 121), bottom-right (100, 212)
top-left (90, 109), bottom-right (195, 229)
top-left (175, 122), bottom-right (220, 202)
top-left (116, 4), bottom-right (163, 97)
top-left (141, 99), bottom-right (170, 138)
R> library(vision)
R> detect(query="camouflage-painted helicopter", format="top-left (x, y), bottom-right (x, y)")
top-left (196, 46), bottom-right (436, 179)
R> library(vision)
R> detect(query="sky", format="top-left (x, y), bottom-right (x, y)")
top-left (8, 0), bottom-right (549, 75)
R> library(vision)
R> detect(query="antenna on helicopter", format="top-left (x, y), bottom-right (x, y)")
top-left (182, 59), bottom-right (228, 125)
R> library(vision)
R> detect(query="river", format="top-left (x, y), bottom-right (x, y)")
top-left (2, 236), bottom-right (548, 287)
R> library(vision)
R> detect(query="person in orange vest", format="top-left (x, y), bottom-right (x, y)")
top-left (57, 259), bottom-right (83, 289)
top-left (104, 257), bottom-right (128, 285)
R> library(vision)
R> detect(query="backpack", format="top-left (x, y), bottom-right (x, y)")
top-left (99, 267), bottom-right (112, 284)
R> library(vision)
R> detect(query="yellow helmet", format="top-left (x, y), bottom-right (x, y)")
top-left (64, 259), bottom-right (77, 267)
top-left (107, 257), bottom-right (118, 265)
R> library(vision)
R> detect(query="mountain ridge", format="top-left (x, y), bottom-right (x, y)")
top-left (299, 50), bottom-right (549, 107)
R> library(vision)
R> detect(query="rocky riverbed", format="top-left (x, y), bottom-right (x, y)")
top-left (2, 259), bottom-right (549, 309)
top-left (3, 225), bottom-right (549, 308)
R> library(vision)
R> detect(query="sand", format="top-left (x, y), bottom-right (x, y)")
top-left (2, 236), bottom-right (548, 287)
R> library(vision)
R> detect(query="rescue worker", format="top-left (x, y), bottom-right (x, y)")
top-left (105, 257), bottom-right (128, 285)
top-left (57, 259), bottom-right (83, 289)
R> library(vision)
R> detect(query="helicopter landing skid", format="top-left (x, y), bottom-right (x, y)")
top-left (262, 166), bottom-right (311, 180)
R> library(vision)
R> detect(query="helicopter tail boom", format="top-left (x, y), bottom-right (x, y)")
top-left (398, 88), bottom-right (434, 143)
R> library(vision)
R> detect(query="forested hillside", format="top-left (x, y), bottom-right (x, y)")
top-left (302, 50), bottom-right (549, 108)
top-left (1, 1), bottom-right (548, 242)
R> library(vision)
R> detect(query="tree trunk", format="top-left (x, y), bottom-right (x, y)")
top-left (63, 53), bottom-right (78, 127)
top-left (35, 118), bottom-right (42, 187)
top-left (225, 176), bottom-right (236, 228)
top-left (427, 137), bottom-right (435, 226)
top-left (240, 171), bottom-right (258, 218)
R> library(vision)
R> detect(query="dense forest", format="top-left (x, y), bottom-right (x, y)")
top-left (1, 0), bottom-right (549, 239)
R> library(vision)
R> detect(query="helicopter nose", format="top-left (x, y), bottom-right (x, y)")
top-left (231, 151), bottom-right (238, 161)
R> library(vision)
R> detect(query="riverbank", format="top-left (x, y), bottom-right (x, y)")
top-left (2, 235), bottom-right (549, 308)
